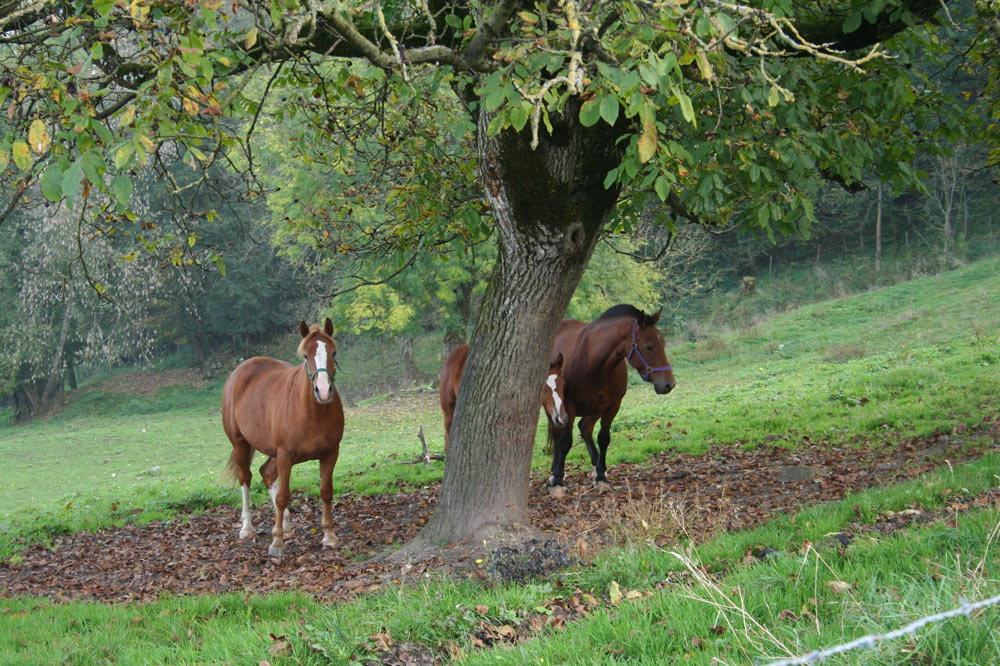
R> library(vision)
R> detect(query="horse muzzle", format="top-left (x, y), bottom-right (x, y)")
top-left (653, 379), bottom-right (675, 395)
top-left (313, 384), bottom-right (336, 404)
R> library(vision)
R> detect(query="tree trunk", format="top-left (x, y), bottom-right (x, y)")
top-left (65, 351), bottom-right (78, 390)
top-left (402, 103), bottom-right (628, 550)
top-left (875, 181), bottom-right (883, 272)
top-left (41, 288), bottom-right (75, 407)
top-left (399, 335), bottom-right (420, 385)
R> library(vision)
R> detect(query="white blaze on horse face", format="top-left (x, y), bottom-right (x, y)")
top-left (546, 373), bottom-right (566, 425)
top-left (313, 340), bottom-right (332, 402)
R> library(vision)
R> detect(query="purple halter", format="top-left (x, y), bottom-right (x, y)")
top-left (627, 319), bottom-right (672, 381)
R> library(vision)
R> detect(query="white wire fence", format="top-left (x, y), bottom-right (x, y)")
top-left (760, 592), bottom-right (1000, 666)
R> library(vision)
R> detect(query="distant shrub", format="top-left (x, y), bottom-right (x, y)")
top-left (825, 344), bottom-right (867, 363)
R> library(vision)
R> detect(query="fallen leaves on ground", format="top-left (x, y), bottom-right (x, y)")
top-left (1, 416), bottom-right (998, 605)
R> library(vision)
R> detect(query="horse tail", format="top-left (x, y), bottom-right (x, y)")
top-left (221, 447), bottom-right (255, 485)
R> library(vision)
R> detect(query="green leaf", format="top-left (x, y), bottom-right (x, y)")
top-left (61, 161), bottom-right (83, 202)
top-left (757, 204), bottom-right (770, 228)
top-left (843, 10), bottom-right (862, 33)
top-left (673, 88), bottom-right (696, 127)
top-left (244, 27), bottom-right (258, 49)
top-left (599, 94), bottom-right (619, 126)
top-left (40, 164), bottom-right (63, 201)
top-left (509, 105), bottom-right (529, 132)
top-left (485, 88), bottom-right (506, 112)
top-left (767, 86), bottom-right (780, 108)
top-left (654, 176), bottom-right (671, 202)
top-left (112, 173), bottom-right (133, 205)
top-left (579, 98), bottom-right (601, 127)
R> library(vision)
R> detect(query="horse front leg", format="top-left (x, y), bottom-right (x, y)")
top-left (260, 457), bottom-right (292, 538)
top-left (319, 450), bottom-right (340, 548)
top-left (593, 404), bottom-right (621, 488)
top-left (548, 418), bottom-right (575, 491)
top-left (577, 416), bottom-right (601, 485)
top-left (269, 455), bottom-right (293, 557)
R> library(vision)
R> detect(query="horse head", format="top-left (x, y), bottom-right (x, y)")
top-left (627, 308), bottom-right (676, 395)
top-left (542, 352), bottom-right (568, 428)
top-left (298, 318), bottom-right (337, 404)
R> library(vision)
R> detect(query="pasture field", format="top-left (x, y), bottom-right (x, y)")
top-left (1, 257), bottom-right (999, 664)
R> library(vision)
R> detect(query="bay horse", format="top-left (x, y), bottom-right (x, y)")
top-left (548, 304), bottom-right (675, 490)
top-left (221, 318), bottom-right (344, 556)
top-left (439, 344), bottom-right (568, 450)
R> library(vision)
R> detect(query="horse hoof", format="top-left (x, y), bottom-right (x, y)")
top-left (268, 546), bottom-right (285, 557)
top-left (322, 534), bottom-right (339, 548)
top-left (593, 479), bottom-right (612, 492)
top-left (548, 485), bottom-right (567, 499)
top-left (238, 530), bottom-right (252, 540)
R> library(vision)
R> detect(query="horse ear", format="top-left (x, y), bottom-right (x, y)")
top-left (299, 320), bottom-right (309, 338)
top-left (649, 308), bottom-right (662, 324)
top-left (324, 317), bottom-right (334, 336)
top-left (551, 353), bottom-right (564, 371)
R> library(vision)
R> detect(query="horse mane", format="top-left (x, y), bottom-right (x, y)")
top-left (597, 304), bottom-right (650, 325)
top-left (296, 325), bottom-right (324, 358)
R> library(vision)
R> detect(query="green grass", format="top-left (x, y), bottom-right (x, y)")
top-left (1, 256), bottom-right (1000, 664)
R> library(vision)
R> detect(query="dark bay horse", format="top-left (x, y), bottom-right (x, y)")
top-left (439, 344), bottom-right (568, 450)
top-left (222, 319), bottom-right (344, 556)
top-left (548, 304), bottom-right (675, 490)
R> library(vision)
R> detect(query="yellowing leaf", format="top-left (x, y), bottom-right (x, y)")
top-left (120, 106), bottom-right (136, 125)
top-left (12, 141), bottom-right (31, 170)
top-left (0, 148), bottom-right (8, 172)
top-left (183, 97), bottom-right (199, 115)
top-left (29, 119), bottom-right (50, 154)
top-left (695, 52), bottom-right (713, 83)
top-left (609, 580), bottom-right (623, 605)
top-left (115, 144), bottom-right (133, 169)
top-left (138, 133), bottom-right (155, 152)
top-left (637, 115), bottom-right (657, 163)
top-left (245, 27), bottom-right (258, 49)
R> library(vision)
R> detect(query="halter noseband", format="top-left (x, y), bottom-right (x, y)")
top-left (627, 319), bottom-right (672, 382)
top-left (306, 366), bottom-right (335, 381)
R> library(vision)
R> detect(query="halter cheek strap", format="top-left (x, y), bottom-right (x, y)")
top-left (627, 319), bottom-right (672, 382)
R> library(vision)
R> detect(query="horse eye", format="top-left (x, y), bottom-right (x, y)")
top-left (645, 345), bottom-right (654, 351)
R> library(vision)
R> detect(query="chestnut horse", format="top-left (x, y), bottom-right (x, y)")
top-left (439, 344), bottom-right (568, 450)
top-left (548, 304), bottom-right (675, 489)
top-left (222, 319), bottom-right (344, 556)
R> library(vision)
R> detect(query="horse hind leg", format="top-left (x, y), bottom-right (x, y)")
top-left (225, 441), bottom-right (255, 539)
top-left (260, 457), bottom-right (292, 539)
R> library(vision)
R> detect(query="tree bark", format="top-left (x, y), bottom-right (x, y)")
top-left (875, 181), bottom-right (883, 272)
top-left (40, 288), bottom-right (75, 407)
top-left (402, 102), bottom-right (628, 550)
